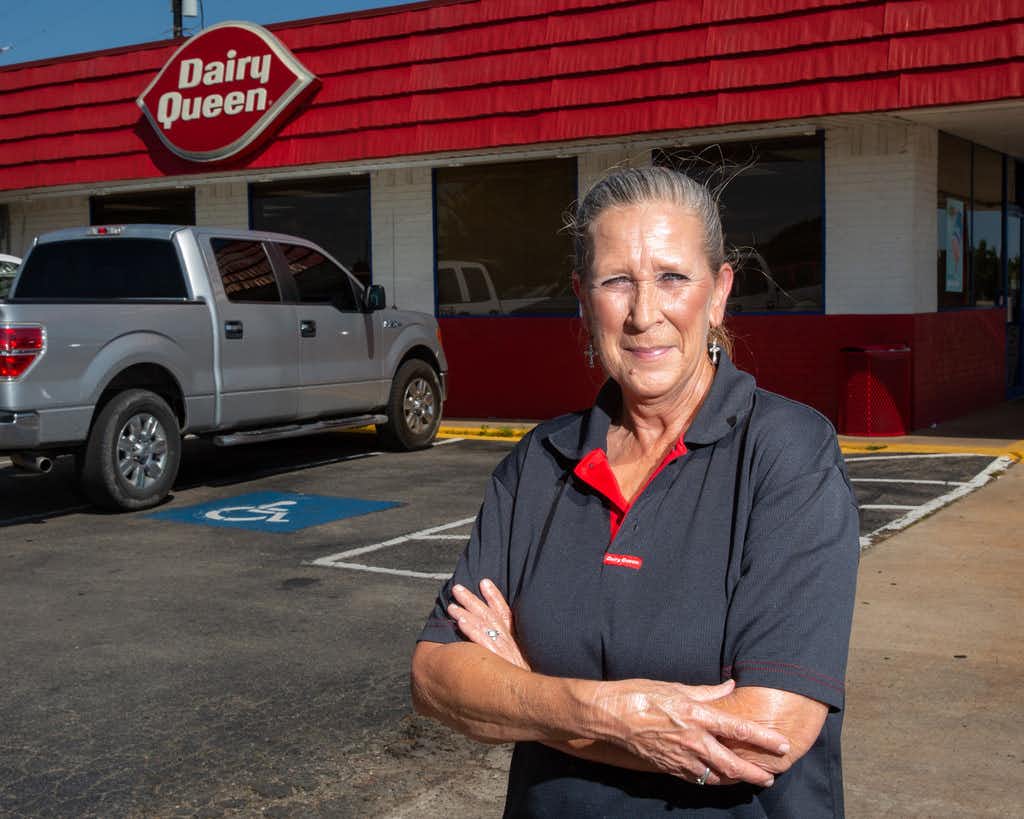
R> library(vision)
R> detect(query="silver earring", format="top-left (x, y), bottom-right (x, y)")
top-left (584, 342), bottom-right (597, 368)
top-left (708, 339), bottom-right (721, 366)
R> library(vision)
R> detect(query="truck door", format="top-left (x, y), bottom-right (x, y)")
top-left (271, 241), bottom-right (383, 418)
top-left (208, 238), bottom-right (300, 426)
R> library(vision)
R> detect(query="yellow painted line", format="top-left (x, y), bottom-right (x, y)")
top-left (839, 440), bottom-right (1023, 460)
top-left (437, 428), bottom-right (529, 442)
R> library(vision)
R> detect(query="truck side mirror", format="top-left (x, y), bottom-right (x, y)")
top-left (364, 284), bottom-right (386, 311)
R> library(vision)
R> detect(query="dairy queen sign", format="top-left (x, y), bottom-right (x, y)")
top-left (137, 22), bottom-right (317, 162)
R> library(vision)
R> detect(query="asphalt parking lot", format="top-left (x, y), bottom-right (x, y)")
top-left (0, 433), bottom-right (1012, 818)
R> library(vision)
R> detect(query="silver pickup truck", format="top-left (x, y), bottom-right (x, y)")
top-left (0, 225), bottom-right (447, 511)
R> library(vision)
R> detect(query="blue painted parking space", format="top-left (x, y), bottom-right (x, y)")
top-left (148, 491), bottom-right (399, 533)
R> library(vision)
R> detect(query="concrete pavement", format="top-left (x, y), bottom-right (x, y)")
top-left (844, 456), bottom-right (1023, 817)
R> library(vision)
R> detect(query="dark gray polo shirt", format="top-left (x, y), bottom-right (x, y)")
top-left (419, 354), bottom-right (860, 818)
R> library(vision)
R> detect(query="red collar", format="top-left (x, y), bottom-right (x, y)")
top-left (573, 436), bottom-right (688, 541)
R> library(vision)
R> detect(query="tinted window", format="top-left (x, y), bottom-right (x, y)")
top-left (212, 239), bottom-right (279, 303)
top-left (15, 239), bottom-right (186, 299)
top-left (463, 265), bottom-right (492, 302)
top-left (656, 135), bottom-right (824, 312)
top-left (251, 176), bottom-right (372, 286)
top-left (435, 158), bottom-right (577, 316)
top-left (91, 188), bottom-right (196, 225)
top-left (278, 243), bottom-right (358, 310)
top-left (437, 267), bottom-right (462, 307)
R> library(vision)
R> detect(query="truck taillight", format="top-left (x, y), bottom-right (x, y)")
top-left (0, 325), bottom-right (45, 379)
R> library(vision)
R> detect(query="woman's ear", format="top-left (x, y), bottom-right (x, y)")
top-left (711, 263), bottom-right (734, 324)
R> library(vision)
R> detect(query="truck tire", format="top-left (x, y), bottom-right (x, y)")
top-left (377, 360), bottom-right (442, 451)
top-left (79, 389), bottom-right (182, 511)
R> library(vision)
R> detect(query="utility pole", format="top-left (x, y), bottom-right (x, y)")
top-left (172, 0), bottom-right (183, 38)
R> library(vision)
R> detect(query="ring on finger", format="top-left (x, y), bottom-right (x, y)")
top-left (484, 628), bottom-right (500, 641)
top-left (695, 767), bottom-right (710, 786)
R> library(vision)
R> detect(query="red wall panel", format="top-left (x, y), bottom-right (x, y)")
top-left (440, 311), bottom-right (1006, 431)
top-left (3, 1), bottom-right (1024, 192)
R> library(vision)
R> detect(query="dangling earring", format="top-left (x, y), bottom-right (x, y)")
top-left (584, 341), bottom-right (597, 368)
top-left (708, 339), bottom-right (721, 366)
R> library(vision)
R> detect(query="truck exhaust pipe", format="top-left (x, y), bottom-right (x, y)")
top-left (10, 453), bottom-right (54, 474)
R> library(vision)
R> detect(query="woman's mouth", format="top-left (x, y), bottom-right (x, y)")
top-left (624, 346), bottom-right (672, 360)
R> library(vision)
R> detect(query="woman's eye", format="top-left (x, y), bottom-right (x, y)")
top-left (658, 271), bottom-right (689, 283)
top-left (600, 276), bottom-right (632, 288)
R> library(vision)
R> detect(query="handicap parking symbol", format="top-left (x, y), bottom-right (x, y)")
top-left (148, 491), bottom-right (399, 533)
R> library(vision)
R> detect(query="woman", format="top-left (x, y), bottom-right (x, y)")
top-left (411, 167), bottom-right (859, 817)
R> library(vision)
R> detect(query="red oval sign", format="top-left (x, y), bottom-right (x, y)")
top-left (137, 21), bottom-right (316, 163)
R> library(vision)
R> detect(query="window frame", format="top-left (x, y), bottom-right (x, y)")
top-left (936, 132), bottom-right (1013, 312)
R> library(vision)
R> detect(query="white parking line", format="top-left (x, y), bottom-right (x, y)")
top-left (845, 452), bottom-right (992, 463)
top-left (851, 478), bottom-right (967, 486)
top-left (858, 455), bottom-right (1012, 549)
top-left (309, 515), bottom-right (476, 578)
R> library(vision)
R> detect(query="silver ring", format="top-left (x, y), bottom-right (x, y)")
top-left (696, 767), bottom-right (710, 786)
top-left (485, 628), bottom-right (500, 641)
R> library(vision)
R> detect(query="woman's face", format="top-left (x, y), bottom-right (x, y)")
top-left (576, 201), bottom-right (733, 404)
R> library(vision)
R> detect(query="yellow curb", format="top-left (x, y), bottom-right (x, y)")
top-left (839, 440), bottom-right (1023, 460)
top-left (437, 427), bottom-right (531, 442)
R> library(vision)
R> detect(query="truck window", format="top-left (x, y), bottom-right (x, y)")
top-left (277, 242), bottom-right (358, 311)
top-left (212, 239), bottom-right (281, 303)
top-left (462, 265), bottom-right (492, 303)
top-left (437, 267), bottom-right (462, 305)
top-left (14, 239), bottom-right (186, 299)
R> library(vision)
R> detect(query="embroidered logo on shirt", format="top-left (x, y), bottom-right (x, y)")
top-left (603, 552), bottom-right (643, 570)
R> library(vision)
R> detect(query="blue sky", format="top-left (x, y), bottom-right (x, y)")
top-left (0, 0), bottom-right (411, 67)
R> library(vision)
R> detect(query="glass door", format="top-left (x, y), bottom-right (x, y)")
top-left (1007, 209), bottom-right (1023, 394)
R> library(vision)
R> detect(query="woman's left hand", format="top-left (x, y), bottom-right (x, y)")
top-left (447, 579), bottom-right (531, 671)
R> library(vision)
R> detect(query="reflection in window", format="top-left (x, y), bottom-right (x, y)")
top-left (435, 158), bottom-right (577, 316)
top-left (973, 146), bottom-right (1002, 307)
top-left (251, 176), bottom-right (372, 287)
top-left (213, 239), bottom-right (279, 303)
top-left (90, 188), bottom-right (196, 226)
top-left (278, 242), bottom-right (358, 310)
top-left (655, 135), bottom-right (824, 312)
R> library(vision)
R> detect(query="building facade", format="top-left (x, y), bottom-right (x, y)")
top-left (2, 0), bottom-right (1022, 427)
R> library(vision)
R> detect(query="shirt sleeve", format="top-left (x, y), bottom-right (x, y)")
top-left (722, 436), bottom-right (860, 710)
top-left (417, 468), bottom-right (517, 644)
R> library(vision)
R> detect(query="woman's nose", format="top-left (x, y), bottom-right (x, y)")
top-left (628, 280), bottom-right (662, 329)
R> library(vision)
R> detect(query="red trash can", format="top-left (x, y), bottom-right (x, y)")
top-left (838, 345), bottom-right (912, 436)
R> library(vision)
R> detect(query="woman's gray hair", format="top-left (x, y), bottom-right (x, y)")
top-left (569, 165), bottom-right (733, 356)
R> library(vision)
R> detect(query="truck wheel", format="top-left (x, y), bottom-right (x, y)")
top-left (377, 360), bottom-right (442, 451)
top-left (79, 389), bottom-right (181, 511)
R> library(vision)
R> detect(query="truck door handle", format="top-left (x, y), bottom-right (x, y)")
top-left (224, 320), bottom-right (243, 339)
top-left (300, 319), bottom-right (317, 338)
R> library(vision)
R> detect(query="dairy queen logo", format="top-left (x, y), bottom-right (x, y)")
top-left (137, 21), bottom-right (317, 162)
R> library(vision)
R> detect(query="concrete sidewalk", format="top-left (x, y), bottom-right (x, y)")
top-left (844, 458), bottom-right (1023, 817)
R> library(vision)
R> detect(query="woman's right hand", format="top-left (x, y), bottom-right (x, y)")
top-left (585, 677), bottom-right (789, 787)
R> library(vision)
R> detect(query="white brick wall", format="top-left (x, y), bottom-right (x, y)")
top-left (577, 146), bottom-right (651, 196)
top-left (5, 195), bottom-right (90, 256)
top-left (195, 181), bottom-right (249, 228)
top-left (825, 122), bottom-right (937, 314)
top-left (370, 166), bottom-right (435, 313)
